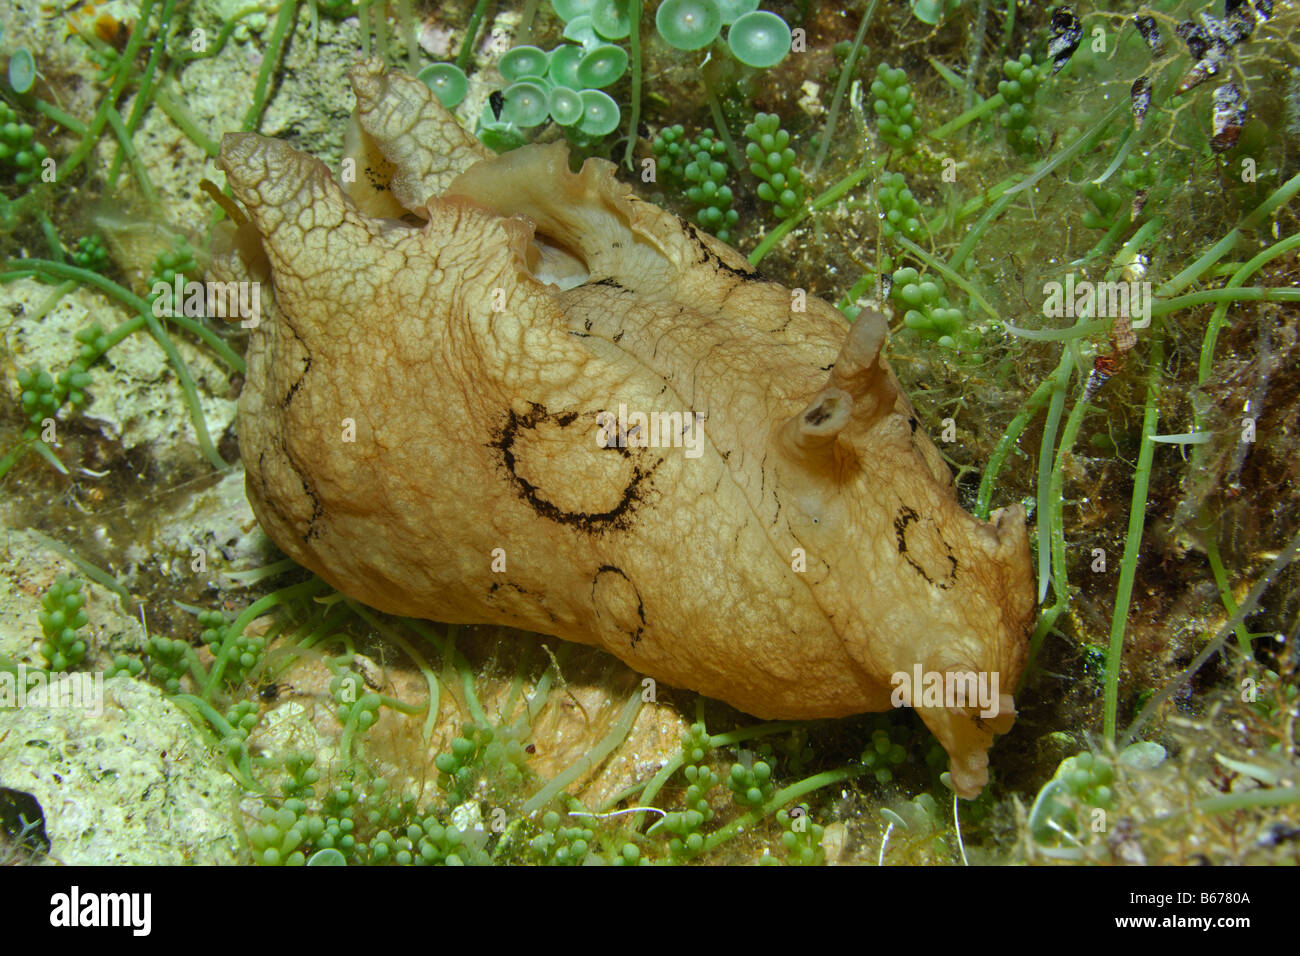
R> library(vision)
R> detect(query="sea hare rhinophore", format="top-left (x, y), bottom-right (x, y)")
top-left (211, 59), bottom-right (1035, 798)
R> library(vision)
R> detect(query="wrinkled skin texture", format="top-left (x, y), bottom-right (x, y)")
top-left (211, 60), bottom-right (1035, 798)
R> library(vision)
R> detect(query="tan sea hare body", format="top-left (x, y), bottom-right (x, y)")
top-left (211, 60), bottom-right (1035, 797)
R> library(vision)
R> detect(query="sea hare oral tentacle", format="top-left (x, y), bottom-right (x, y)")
top-left (782, 387), bottom-right (854, 470)
top-left (211, 62), bottom-right (1036, 799)
top-left (347, 58), bottom-right (491, 211)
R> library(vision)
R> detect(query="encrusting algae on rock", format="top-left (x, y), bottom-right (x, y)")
top-left (209, 58), bottom-right (1035, 799)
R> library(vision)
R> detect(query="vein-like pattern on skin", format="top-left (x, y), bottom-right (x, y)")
top-left (210, 60), bottom-right (1036, 799)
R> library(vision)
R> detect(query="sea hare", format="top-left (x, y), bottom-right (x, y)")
top-left (211, 59), bottom-right (1035, 798)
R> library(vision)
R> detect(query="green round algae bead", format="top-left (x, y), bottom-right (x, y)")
top-left (500, 45), bottom-right (550, 82)
top-left (548, 44), bottom-right (586, 88)
top-left (307, 848), bottom-right (346, 866)
top-left (714, 0), bottom-right (759, 25)
top-left (548, 86), bottom-right (584, 125)
top-left (909, 0), bottom-right (953, 25)
top-left (591, 0), bottom-right (632, 39)
top-left (417, 63), bottom-right (468, 108)
top-left (577, 89), bottom-right (620, 136)
top-left (577, 43), bottom-right (629, 88)
top-left (8, 48), bottom-right (36, 94)
top-left (656, 0), bottom-right (723, 51)
top-left (562, 14), bottom-right (600, 46)
top-left (551, 0), bottom-right (597, 21)
top-left (726, 10), bottom-right (791, 68)
top-left (502, 81), bottom-right (550, 127)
